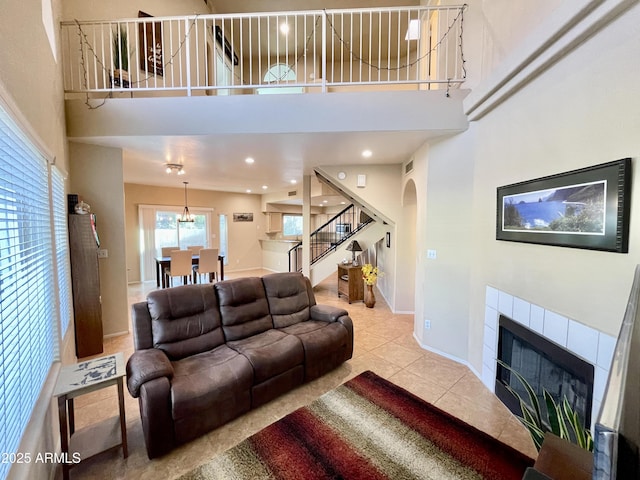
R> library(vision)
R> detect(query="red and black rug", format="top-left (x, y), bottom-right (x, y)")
top-left (177, 371), bottom-right (534, 480)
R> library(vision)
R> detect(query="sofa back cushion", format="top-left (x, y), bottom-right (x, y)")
top-left (262, 272), bottom-right (311, 329)
top-left (147, 284), bottom-right (224, 360)
top-left (215, 277), bottom-right (273, 341)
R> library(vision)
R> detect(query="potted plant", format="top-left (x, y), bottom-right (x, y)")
top-left (111, 25), bottom-right (131, 88)
top-left (498, 360), bottom-right (593, 452)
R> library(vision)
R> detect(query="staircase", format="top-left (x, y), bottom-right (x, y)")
top-left (288, 204), bottom-right (386, 286)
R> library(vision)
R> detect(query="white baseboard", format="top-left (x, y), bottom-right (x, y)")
top-left (412, 332), bottom-right (482, 382)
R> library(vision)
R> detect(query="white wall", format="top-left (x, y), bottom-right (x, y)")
top-left (411, 131), bottom-right (476, 359)
top-left (69, 142), bottom-right (130, 337)
top-left (62, 0), bottom-right (211, 20)
top-left (413, 1), bottom-right (640, 370)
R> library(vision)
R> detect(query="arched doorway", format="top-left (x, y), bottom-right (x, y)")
top-left (397, 179), bottom-right (417, 312)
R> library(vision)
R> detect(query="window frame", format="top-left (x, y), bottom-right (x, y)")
top-left (0, 101), bottom-right (62, 478)
top-left (282, 214), bottom-right (303, 237)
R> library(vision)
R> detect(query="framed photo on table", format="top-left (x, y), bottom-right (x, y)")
top-left (496, 158), bottom-right (631, 252)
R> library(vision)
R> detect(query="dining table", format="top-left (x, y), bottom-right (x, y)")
top-left (155, 254), bottom-right (225, 288)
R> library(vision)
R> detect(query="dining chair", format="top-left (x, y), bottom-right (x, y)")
top-left (186, 245), bottom-right (204, 253)
top-left (164, 249), bottom-right (193, 287)
top-left (161, 246), bottom-right (180, 257)
top-left (193, 248), bottom-right (219, 284)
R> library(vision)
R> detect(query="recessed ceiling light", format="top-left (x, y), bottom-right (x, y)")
top-left (323, 200), bottom-right (328, 203)
top-left (262, 185), bottom-right (268, 190)
top-left (362, 149), bottom-right (372, 158)
top-left (290, 179), bottom-right (297, 184)
top-left (246, 189), bottom-right (252, 193)
top-left (280, 23), bottom-right (289, 35)
top-left (245, 157), bottom-right (255, 164)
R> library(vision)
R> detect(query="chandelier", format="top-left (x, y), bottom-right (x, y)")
top-left (178, 181), bottom-right (195, 223)
top-left (165, 163), bottom-right (185, 175)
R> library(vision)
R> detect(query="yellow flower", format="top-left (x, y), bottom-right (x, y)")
top-left (361, 264), bottom-right (383, 286)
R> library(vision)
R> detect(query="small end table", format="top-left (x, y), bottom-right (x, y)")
top-left (53, 352), bottom-right (128, 480)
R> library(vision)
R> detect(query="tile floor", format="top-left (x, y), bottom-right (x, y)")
top-left (66, 270), bottom-right (537, 479)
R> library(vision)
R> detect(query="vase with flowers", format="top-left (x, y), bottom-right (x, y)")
top-left (362, 264), bottom-right (382, 308)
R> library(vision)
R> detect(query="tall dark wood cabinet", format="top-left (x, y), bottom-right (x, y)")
top-left (68, 214), bottom-right (103, 357)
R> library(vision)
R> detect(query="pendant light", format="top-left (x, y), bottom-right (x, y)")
top-left (178, 181), bottom-right (195, 223)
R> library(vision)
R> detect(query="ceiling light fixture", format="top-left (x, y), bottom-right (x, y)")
top-left (280, 23), bottom-right (290, 35)
top-left (290, 179), bottom-right (297, 184)
top-left (245, 157), bottom-right (255, 164)
top-left (262, 185), bottom-right (268, 190)
top-left (362, 149), bottom-right (372, 158)
top-left (165, 163), bottom-right (185, 175)
top-left (178, 181), bottom-right (195, 223)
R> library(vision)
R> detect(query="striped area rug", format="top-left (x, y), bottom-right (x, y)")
top-left (177, 371), bottom-right (534, 480)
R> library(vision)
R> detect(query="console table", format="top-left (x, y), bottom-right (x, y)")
top-left (337, 264), bottom-right (364, 303)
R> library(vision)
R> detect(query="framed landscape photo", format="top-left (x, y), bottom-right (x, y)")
top-left (233, 213), bottom-right (253, 222)
top-left (496, 158), bottom-right (631, 252)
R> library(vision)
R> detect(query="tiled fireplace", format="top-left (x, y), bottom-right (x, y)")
top-left (482, 286), bottom-right (616, 427)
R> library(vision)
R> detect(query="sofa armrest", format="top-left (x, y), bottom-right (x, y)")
top-left (126, 349), bottom-right (174, 398)
top-left (310, 304), bottom-right (349, 322)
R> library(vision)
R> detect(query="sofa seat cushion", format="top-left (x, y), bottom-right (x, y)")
top-left (227, 329), bottom-right (304, 383)
top-left (171, 345), bottom-right (253, 420)
top-left (280, 321), bottom-right (348, 362)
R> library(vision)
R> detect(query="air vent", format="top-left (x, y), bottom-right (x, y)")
top-left (288, 190), bottom-right (297, 196)
top-left (405, 160), bottom-right (414, 174)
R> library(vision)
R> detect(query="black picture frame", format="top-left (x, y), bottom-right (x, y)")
top-left (496, 158), bottom-right (631, 252)
top-left (386, 232), bottom-right (391, 248)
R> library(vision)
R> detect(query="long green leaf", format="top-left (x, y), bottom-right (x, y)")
top-left (518, 416), bottom-right (546, 451)
top-left (544, 390), bottom-right (568, 439)
top-left (498, 360), bottom-right (543, 425)
top-left (562, 397), bottom-right (593, 451)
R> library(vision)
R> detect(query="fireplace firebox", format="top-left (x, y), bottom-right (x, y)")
top-left (496, 315), bottom-right (594, 428)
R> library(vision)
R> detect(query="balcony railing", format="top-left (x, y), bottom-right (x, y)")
top-left (61, 5), bottom-right (467, 96)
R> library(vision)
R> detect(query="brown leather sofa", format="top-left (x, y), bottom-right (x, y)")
top-left (126, 272), bottom-right (354, 458)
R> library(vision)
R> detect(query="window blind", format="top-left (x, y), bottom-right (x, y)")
top-left (52, 167), bottom-right (72, 338)
top-left (0, 106), bottom-right (55, 479)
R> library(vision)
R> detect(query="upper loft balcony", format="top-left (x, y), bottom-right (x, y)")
top-left (61, 5), bottom-right (468, 98)
top-left (61, 6), bottom-right (470, 196)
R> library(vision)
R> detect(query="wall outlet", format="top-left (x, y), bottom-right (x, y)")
top-left (424, 319), bottom-right (431, 330)
top-left (97, 249), bottom-right (108, 258)
top-left (427, 249), bottom-right (437, 260)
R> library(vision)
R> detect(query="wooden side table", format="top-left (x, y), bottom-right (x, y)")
top-left (53, 352), bottom-right (128, 480)
top-left (337, 264), bottom-right (364, 303)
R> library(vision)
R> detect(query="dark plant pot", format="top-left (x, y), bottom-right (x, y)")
top-left (110, 69), bottom-right (130, 88)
